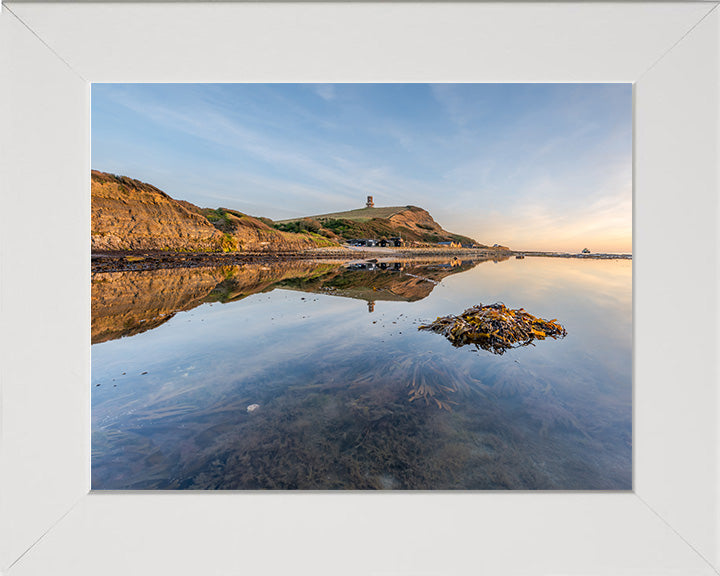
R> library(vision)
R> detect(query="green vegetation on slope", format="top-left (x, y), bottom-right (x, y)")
top-left (201, 208), bottom-right (340, 249)
top-left (284, 216), bottom-right (478, 246)
top-left (273, 204), bottom-right (481, 246)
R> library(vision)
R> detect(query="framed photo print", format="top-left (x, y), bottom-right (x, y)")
top-left (1, 2), bottom-right (718, 575)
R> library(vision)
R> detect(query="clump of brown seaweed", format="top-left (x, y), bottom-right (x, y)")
top-left (419, 303), bottom-right (567, 354)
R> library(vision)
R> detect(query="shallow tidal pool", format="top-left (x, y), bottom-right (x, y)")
top-left (91, 256), bottom-right (632, 490)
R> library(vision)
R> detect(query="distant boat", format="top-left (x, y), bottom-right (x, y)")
top-left (516, 253), bottom-right (525, 259)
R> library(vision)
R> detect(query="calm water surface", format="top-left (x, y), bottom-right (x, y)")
top-left (91, 256), bottom-right (632, 489)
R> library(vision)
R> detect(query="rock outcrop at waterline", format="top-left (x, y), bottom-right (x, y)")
top-left (91, 171), bottom-right (336, 252)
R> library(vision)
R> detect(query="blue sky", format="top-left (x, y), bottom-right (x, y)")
top-left (92, 83), bottom-right (632, 252)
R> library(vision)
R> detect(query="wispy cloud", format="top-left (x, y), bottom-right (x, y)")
top-left (313, 84), bottom-right (336, 101)
top-left (106, 91), bottom-right (387, 207)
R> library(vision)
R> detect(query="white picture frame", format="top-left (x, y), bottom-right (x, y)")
top-left (1, 2), bottom-right (718, 575)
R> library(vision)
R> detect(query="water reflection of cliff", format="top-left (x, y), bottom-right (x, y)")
top-left (276, 258), bottom-right (483, 303)
top-left (92, 256), bottom-right (507, 344)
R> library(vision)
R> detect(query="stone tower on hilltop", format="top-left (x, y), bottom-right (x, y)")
top-left (366, 196), bottom-right (374, 208)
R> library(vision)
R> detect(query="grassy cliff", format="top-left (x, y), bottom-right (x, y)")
top-left (274, 205), bottom-right (481, 246)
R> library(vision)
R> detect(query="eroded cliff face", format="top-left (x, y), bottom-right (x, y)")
top-left (91, 171), bottom-right (337, 252)
top-left (91, 171), bottom-right (226, 252)
top-left (381, 206), bottom-right (481, 246)
top-left (387, 207), bottom-right (448, 238)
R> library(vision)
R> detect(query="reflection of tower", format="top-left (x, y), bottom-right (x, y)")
top-left (366, 195), bottom-right (374, 208)
top-left (368, 300), bottom-right (375, 313)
